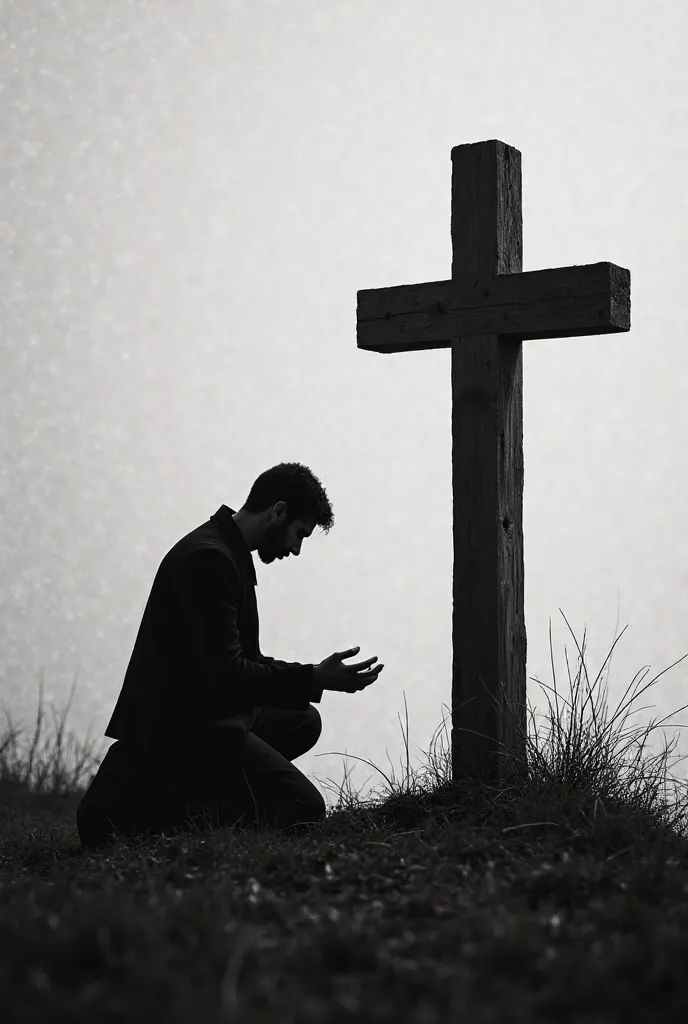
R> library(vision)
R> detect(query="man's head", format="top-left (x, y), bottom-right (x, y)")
top-left (233, 462), bottom-right (334, 565)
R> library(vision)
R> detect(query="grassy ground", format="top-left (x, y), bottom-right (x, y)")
top-left (3, 611), bottom-right (688, 1022)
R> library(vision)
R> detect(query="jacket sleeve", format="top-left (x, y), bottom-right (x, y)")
top-left (180, 547), bottom-right (324, 712)
top-left (259, 654), bottom-right (324, 704)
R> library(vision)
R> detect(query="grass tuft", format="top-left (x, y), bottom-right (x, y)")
top-left (0, 666), bottom-right (103, 806)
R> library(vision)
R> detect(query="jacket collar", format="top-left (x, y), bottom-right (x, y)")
top-left (209, 505), bottom-right (257, 585)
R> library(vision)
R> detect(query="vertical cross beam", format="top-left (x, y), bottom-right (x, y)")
top-left (450, 141), bottom-right (527, 784)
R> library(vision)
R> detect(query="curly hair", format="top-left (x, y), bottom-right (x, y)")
top-left (243, 462), bottom-right (334, 535)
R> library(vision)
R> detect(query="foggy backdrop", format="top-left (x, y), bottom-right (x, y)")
top-left (1, 0), bottom-right (687, 805)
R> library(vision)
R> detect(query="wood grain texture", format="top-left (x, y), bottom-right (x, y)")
top-left (356, 138), bottom-right (631, 787)
top-left (357, 262), bottom-right (631, 352)
top-left (449, 140), bottom-right (527, 784)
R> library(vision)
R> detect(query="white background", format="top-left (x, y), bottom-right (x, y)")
top-left (1, 0), bottom-right (687, 805)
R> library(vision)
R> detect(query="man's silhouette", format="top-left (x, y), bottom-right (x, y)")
top-left (76, 462), bottom-right (383, 849)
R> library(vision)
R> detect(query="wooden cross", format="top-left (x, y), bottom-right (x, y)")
top-left (356, 140), bottom-right (631, 785)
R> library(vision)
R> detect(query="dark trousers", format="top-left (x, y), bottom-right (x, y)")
top-left (76, 705), bottom-right (327, 850)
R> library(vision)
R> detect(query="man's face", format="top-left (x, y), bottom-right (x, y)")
top-left (256, 510), bottom-right (316, 565)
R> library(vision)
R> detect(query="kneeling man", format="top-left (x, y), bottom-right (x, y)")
top-left (77, 462), bottom-right (383, 850)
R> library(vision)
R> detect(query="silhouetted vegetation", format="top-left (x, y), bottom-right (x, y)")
top-left (2, 610), bottom-right (688, 1022)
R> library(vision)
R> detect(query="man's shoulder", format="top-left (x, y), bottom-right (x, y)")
top-left (169, 519), bottom-right (235, 559)
top-left (157, 519), bottom-right (240, 579)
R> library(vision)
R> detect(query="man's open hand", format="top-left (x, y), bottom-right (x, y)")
top-left (315, 646), bottom-right (384, 693)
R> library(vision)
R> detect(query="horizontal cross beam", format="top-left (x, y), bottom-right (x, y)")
top-left (357, 261), bottom-right (630, 353)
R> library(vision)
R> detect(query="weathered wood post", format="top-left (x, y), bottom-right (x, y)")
top-left (357, 139), bottom-right (631, 785)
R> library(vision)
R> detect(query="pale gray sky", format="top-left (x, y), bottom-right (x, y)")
top-left (1, 0), bottom-right (687, 805)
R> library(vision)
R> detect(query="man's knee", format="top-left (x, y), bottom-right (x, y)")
top-left (306, 703), bottom-right (322, 746)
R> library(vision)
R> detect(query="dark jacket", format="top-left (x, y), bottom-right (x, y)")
top-left (104, 504), bottom-right (323, 759)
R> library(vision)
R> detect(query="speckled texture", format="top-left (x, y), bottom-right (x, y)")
top-left (0, 1), bottom-right (686, 806)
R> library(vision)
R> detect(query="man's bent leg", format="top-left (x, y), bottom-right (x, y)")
top-left (77, 709), bottom-right (327, 849)
top-left (250, 704), bottom-right (322, 762)
top-left (243, 704), bottom-right (326, 833)
top-left (196, 728), bottom-right (326, 834)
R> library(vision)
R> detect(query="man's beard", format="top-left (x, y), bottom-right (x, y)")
top-left (256, 521), bottom-right (288, 564)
